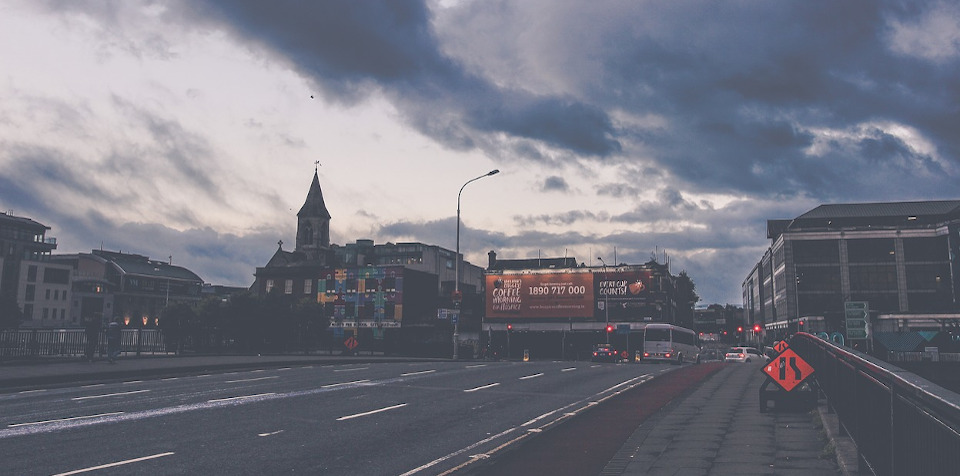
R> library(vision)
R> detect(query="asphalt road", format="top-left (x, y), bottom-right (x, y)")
top-left (0, 360), bottom-right (678, 475)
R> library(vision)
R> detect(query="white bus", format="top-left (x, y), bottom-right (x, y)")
top-left (642, 323), bottom-right (700, 364)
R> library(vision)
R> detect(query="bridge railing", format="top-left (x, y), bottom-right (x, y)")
top-left (790, 332), bottom-right (960, 476)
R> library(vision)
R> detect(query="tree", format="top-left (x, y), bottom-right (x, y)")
top-left (675, 271), bottom-right (700, 329)
top-left (0, 295), bottom-right (22, 330)
top-left (158, 303), bottom-right (196, 354)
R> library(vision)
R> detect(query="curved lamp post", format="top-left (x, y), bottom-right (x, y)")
top-left (454, 169), bottom-right (500, 359)
top-left (597, 257), bottom-right (609, 344)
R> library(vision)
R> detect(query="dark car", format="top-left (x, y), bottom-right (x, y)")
top-left (592, 344), bottom-right (619, 363)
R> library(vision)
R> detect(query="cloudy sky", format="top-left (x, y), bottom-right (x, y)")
top-left (2, 1), bottom-right (959, 305)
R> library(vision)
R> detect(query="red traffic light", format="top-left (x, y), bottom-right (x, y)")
top-left (737, 326), bottom-right (743, 333)
top-left (753, 324), bottom-right (761, 333)
top-left (605, 325), bottom-right (614, 333)
top-left (798, 320), bottom-right (804, 327)
top-left (507, 324), bottom-right (513, 331)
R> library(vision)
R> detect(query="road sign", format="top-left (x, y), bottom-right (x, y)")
top-left (616, 324), bottom-right (630, 335)
top-left (773, 340), bottom-right (789, 354)
top-left (763, 348), bottom-right (814, 392)
top-left (845, 301), bottom-right (869, 339)
top-left (344, 336), bottom-right (359, 351)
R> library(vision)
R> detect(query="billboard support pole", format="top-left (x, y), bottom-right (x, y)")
top-left (598, 257), bottom-right (609, 344)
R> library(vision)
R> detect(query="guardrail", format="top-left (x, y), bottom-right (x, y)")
top-left (0, 328), bottom-right (169, 359)
top-left (790, 332), bottom-right (960, 476)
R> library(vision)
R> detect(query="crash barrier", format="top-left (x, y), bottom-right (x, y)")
top-left (790, 332), bottom-right (960, 476)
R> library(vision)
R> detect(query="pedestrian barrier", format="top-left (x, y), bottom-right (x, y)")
top-left (791, 332), bottom-right (960, 476)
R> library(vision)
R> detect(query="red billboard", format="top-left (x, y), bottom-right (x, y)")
top-left (486, 272), bottom-right (594, 319)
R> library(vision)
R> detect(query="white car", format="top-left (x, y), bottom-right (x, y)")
top-left (724, 346), bottom-right (767, 363)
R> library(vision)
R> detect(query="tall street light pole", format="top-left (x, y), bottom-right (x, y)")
top-left (597, 257), bottom-right (609, 344)
top-left (454, 169), bottom-right (500, 359)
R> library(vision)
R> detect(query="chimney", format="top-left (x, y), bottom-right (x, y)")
top-left (488, 250), bottom-right (497, 269)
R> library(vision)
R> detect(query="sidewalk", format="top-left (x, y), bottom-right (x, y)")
top-left (603, 363), bottom-right (846, 476)
top-left (0, 353), bottom-right (443, 392)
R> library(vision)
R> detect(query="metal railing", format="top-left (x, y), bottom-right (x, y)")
top-left (0, 328), bottom-right (169, 359)
top-left (791, 332), bottom-right (960, 476)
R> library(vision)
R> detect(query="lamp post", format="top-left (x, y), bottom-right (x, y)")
top-left (597, 257), bottom-right (609, 344)
top-left (454, 169), bottom-right (500, 359)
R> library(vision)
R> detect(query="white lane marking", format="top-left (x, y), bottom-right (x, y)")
top-left (258, 430), bottom-right (284, 437)
top-left (52, 452), bottom-right (174, 476)
top-left (225, 376), bottom-right (279, 383)
top-left (80, 384), bottom-right (104, 388)
top-left (334, 367), bottom-right (368, 372)
top-left (8, 412), bottom-right (124, 428)
top-left (464, 383), bottom-right (500, 393)
top-left (72, 390), bottom-right (150, 401)
top-left (561, 367), bottom-right (577, 372)
top-left (17, 389), bottom-right (46, 394)
top-left (522, 409), bottom-right (558, 426)
top-left (196, 374), bottom-right (211, 378)
top-left (398, 427), bottom-right (516, 476)
top-left (160, 377), bottom-right (179, 381)
top-left (401, 370), bottom-right (436, 377)
top-left (122, 380), bottom-right (142, 385)
top-left (251, 369), bottom-right (265, 373)
top-left (301, 366), bottom-right (314, 369)
top-left (518, 373), bottom-right (543, 380)
top-left (322, 379), bottom-right (370, 388)
top-left (336, 403), bottom-right (407, 421)
top-left (208, 393), bottom-right (275, 403)
top-left (465, 364), bottom-right (486, 368)
top-left (278, 367), bottom-right (292, 371)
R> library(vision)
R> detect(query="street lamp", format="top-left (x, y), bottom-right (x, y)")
top-left (454, 169), bottom-right (500, 359)
top-left (597, 257), bottom-right (609, 344)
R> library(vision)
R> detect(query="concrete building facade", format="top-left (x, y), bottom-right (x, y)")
top-left (743, 200), bottom-right (960, 342)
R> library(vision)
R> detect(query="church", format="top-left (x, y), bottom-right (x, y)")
top-left (252, 170), bottom-right (486, 357)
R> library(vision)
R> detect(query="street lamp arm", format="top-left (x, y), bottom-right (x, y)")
top-left (453, 169), bottom-right (499, 360)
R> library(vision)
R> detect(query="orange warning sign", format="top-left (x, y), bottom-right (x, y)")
top-left (773, 340), bottom-right (789, 354)
top-left (344, 336), bottom-right (359, 350)
top-left (763, 348), bottom-right (814, 392)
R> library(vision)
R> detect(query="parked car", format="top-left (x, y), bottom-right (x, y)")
top-left (724, 346), bottom-right (767, 363)
top-left (592, 344), bottom-right (619, 363)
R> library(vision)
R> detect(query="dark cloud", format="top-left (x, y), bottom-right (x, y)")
top-left (541, 176), bottom-right (570, 193)
top-left (183, 0), bottom-right (621, 156)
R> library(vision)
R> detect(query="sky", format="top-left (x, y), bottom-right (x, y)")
top-left (2, 0), bottom-right (959, 305)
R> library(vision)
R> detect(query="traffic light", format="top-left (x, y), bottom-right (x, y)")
top-left (606, 325), bottom-right (614, 333)
top-left (798, 320), bottom-right (804, 328)
top-left (737, 326), bottom-right (743, 333)
top-left (753, 324), bottom-right (761, 333)
top-left (507, 324), bottom-right (513, 331)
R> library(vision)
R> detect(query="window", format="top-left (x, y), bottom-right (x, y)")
top-left (43, 268), bottom-right (70, 284)
top-left (25, 285), bottom-right (35, 301)
top-left (902, 237), bottom-right (948, 262)
top-left (793, 240), bottom-right (839, 264)
top-left (849, 264), bottom-right (898, 292)
top-left (847, 239), bottom-right (896, 263)
top-left (265, 279), bottom-right (274, 293)
top-left (23, 304), bottom-right (33, 319)
top-left (304, 279), bottom-right (313, 295)
top-left (45, 289), bottom-right (51, 300)
top-left (27, 265), bottom-right (37, 282)
top-left (284, 279), bottom-right (293, 294)
top-left (42, 308), bottom-right (49, 319)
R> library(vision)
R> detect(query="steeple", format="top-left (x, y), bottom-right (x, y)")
top-left (296, 170), bottom-right (331, 258)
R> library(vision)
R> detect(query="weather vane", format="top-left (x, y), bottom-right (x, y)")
top-left (315, 160), bottom-right (321, 173)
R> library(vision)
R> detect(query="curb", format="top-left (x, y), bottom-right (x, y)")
top-left (816, 401), bottom-right (859, 476)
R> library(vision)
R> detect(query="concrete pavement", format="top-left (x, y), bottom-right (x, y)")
top-left (604, 362), bottom-right (851, 476)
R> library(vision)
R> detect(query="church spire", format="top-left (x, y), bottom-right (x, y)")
top-left (296, 169), bottom-right (331, 256)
